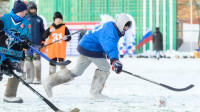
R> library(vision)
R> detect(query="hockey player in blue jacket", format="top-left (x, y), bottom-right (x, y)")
top-left (0, 0), bottom-right (31, 103)
top-left (43, 13), bottom-right (132, 99)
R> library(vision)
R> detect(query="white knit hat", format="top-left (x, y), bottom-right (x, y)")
top-left (115, 13), bottom-right (131, 33)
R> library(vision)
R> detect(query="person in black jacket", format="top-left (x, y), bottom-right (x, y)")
top-left (153, 27), bottom-right (163, 60)
top-left (25, 1), bottom-right (45, 84)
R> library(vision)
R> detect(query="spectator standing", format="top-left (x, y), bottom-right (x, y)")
top-left (25, 1), bottom-right (45, 84)
top-left (153, 27), bottom-right (163, 60)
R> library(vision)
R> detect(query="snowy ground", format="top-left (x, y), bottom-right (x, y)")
top-left (0, 56), bottom-right (200, 112)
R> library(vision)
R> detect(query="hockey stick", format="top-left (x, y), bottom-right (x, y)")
top-left (122, 70), bottom-right (194, 91)
top-left (3, 29), bottom-right (71, 66)
top-left (41, 29), bottom-right (83, 48)
top-left (11, 73), bottom-right (80, 112)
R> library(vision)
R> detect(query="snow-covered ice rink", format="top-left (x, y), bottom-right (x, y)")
top-left (0, 57), bottom-right (200, 112)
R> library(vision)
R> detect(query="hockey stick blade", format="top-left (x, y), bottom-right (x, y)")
top-left (160, 83), bottom-right (194, 92)
top-left (50, 59), bottom-right (71, 66)
top-left (122, 70), bottom-right (194, 92)
top-left (3, 29), bottom-right (70, 66)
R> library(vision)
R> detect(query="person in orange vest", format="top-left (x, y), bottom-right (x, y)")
top-left (43, 12), bottom-right (71, 75)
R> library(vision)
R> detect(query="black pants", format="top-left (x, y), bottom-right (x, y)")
top-left (50, 57), bottom-right (64, 66)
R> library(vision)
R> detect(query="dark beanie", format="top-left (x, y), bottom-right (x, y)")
top-left (53, 12), bottom-right (63, 21)
top-left (13, 0), bottom-right (27, 13)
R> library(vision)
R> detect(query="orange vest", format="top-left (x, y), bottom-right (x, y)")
top-left (47, 25), bottom-right (67, 59)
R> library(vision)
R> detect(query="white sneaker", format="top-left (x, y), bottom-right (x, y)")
top-left (3, 96), bottom-right (23, 103)
top-left (13, 70), bottom-right (23, 77)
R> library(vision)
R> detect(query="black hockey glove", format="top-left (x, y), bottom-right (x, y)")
top-left (19, 38), bottom-right (31, 49)
top-left (111, 60), bottom-right (123, 74)
top-left (2, 58), bottom-right (23, 73)
top-left (0, 19), bottom-right (4, 31)
top-left (41, 42), bottom-right (44, 47)
top-left (63, 35), bottom-right (71, 42)
top-left (0, 65), bottom-right (13, 77)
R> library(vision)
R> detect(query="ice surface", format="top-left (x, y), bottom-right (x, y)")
top-left (0, 57), bottom-right (200, 112)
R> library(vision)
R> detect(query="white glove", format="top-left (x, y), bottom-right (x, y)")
top-left (50, 27), bottom-right (55, 32)
top-left (13, 70), bottom-right (23, 77)
top-left (63, 35), bottom-right (68, 40)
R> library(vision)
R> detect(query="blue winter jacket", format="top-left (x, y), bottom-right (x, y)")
top-left (0, 10), bottom-right (31, 61)
top-left (1, 10), bottom-right (31, 40)
top-left (25, 13), bottom-right (45, 45)
top-left (78, 22), bottom-right (122, 63)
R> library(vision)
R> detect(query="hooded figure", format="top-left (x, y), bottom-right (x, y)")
top-left (115, 13), bottom-right (132, 36)
top-left (118, 14), bottom-right (136, 58)
top-left (42, 13), bottom-right (132, 99)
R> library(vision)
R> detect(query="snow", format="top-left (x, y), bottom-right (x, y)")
top-left (0, 57), bottom-right (200, 112)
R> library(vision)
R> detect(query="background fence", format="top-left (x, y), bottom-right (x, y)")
top-left (0, 1), bottom-right (9, 15)
top-left (10, 0), bottom-right (200, 54)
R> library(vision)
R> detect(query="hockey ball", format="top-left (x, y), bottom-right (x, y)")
top-left (155, 96), bottom-right (167, 107)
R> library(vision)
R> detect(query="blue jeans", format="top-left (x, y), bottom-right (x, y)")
top-left (155, 50), bottom-right (160, 59)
